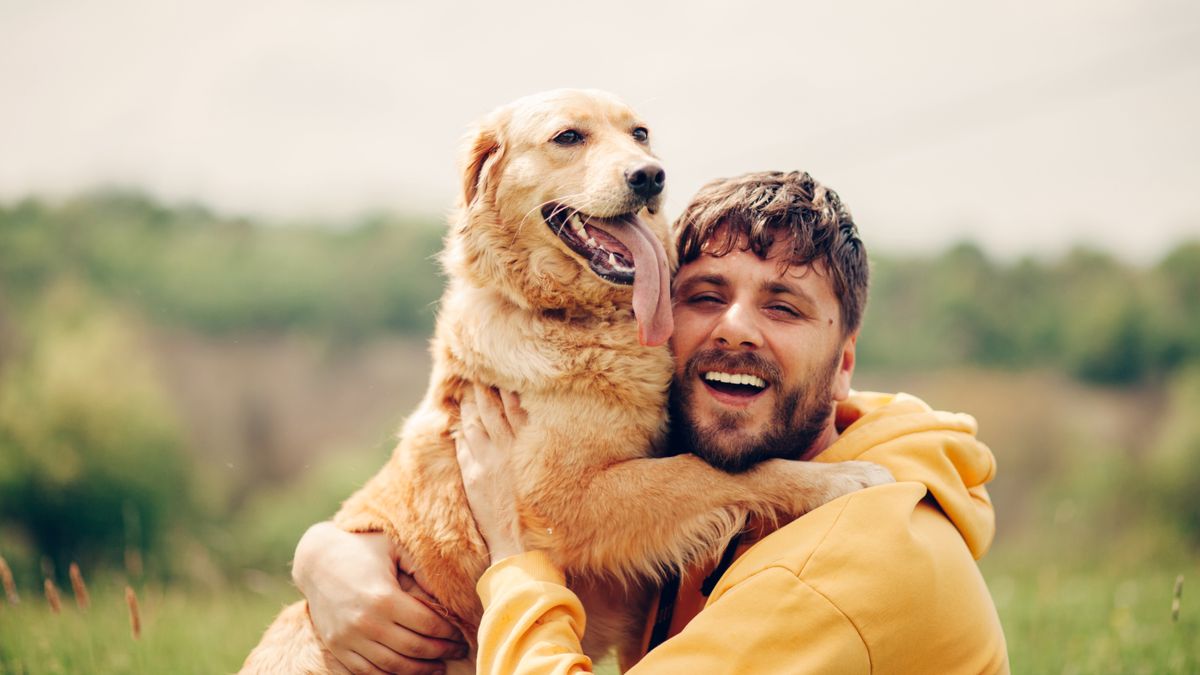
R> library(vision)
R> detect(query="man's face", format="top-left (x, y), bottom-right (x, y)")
top-left (668, 234), bottom-right (857, 472)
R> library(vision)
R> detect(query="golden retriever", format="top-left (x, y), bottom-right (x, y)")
top-left (241, 89), bottom-right (890, 674)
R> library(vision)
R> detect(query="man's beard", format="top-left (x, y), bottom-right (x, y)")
top-left (667, 348), bottom-right (838, 473)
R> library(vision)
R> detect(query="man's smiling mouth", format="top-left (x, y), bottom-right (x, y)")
top-left (702, 370), bottom-right (769, 400)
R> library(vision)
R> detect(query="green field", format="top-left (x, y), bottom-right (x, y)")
top-left (0, 581), bottom-right (295, 674)
top-left (1, 558), bottom-right (1195, 674)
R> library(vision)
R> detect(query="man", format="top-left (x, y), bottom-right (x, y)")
top-left (294, 171), bottom-right (1009, 674)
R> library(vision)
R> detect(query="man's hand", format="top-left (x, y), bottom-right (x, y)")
top-left (293, 522), bottom-right (468, 674)
top-left (456, 384), bottom-right (527, 564)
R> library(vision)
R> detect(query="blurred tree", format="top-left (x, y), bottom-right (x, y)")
top-left (1153, 242), bottom-right (1200, 370)
top-left (1054, 247), bottom-right (1152, 384)
top-left (1147, 364), bottom-right (1200, 546)
top-left (0, 282), bottom-right (191, 574)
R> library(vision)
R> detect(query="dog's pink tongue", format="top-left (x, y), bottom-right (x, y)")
top-left (609, 215), bottom-right (673, 346)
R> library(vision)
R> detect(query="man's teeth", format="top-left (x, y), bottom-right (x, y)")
top-left (703, 371), bottom-right (767, 388)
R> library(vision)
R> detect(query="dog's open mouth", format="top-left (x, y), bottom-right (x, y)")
top-left (542, 204), bottom-right (638, 284)
top-left (541, 202), bottom-right (674, 346)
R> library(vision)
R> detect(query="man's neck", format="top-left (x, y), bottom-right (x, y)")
top-left (798, 422), bottom-right (840, 462)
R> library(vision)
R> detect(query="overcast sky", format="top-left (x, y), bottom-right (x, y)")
top-left (1, 0), bottom-right (1197, 262)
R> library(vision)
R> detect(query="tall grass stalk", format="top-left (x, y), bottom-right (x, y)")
top-left (125, 585), bottom-right (141, 640)
top-left (0, 555), bottom-right (18, 604)
top-left (69, 562), bottom-right (91, 611)
top-left (1172, 574), bottom-right (1183, 623)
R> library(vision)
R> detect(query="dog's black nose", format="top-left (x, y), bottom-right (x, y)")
top-left (625, 163), bottom-right (666, 199)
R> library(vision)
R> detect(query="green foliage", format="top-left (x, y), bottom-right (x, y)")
top-left (1146, 365), bottom-right (1200, 545)
top-left (0, 193), bottom-right (446, 340)
top-left (0, 284), bottom-right (189, 574)
top-left (218, 447), bottom-right (392, 573)
top-left (861, 242), bottom-right (1198, 384)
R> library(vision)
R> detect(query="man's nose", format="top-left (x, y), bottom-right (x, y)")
top-left (625, 162), bottom-right (666, 199)
top-left (713, 302), bottom-right (761, 350)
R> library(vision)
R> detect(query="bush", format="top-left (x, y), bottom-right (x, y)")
top-left (1147, 364), bottom-right (1200, 546)
top-left (0, 283), bottom-right (191, 575)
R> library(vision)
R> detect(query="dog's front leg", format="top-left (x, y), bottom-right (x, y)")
top-left (520, 447), bottom-right (891, 584)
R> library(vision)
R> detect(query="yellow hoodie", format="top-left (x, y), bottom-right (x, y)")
top-left (476, 392), bottom-right (1010, 674)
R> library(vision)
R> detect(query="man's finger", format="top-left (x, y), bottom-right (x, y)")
top-left (375, 622), bottom-right (468, 662)
top-left (360, 639), bottom-right (453, 675)
top-left (390, 556), bottom-right (468, 644)
top-left (458, 418), bottom-right (491, 467)
top-left (498, 389), bottom-right (528, 430)
top-left (385, 584), bottom-right (464, 642)
top-left (474, 383), bottom-right (511, 441)
top-left (337, 650), bottom-right (389, 675)
top-left (326, 654), bottom-right (356, 675)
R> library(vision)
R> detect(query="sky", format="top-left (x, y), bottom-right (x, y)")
top-left (1, 0), bottom-right (1197, 262)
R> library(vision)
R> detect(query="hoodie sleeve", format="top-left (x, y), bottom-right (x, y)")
top-left (476, 553), bottom-right (871, 675)
top-left (476, 551), bottom-right (593, 675)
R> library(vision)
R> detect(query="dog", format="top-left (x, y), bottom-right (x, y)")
top-left (241, 89), bottom-right (890, 674)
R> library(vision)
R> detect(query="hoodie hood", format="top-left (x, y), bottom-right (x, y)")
top-left (815, 391), bottom-right (998, 559)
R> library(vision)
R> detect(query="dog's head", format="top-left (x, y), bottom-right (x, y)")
top-left (444, 89), bottom-right (674, 346)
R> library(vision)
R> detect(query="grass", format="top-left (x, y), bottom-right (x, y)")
top-left (983, 560), bottom-right (1197, 674)
top-left (1, 561), bottom-right (1196, 673)
top-left (0, 578), bottom-right (296, 674)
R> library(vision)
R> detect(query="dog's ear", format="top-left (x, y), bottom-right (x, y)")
top-left (459, 122), bottom-right (503, 207)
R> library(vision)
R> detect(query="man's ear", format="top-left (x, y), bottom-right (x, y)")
top-left (832, 330), bottom-right (858, 402)
top-left (459, 122), bottom-right (503, 207)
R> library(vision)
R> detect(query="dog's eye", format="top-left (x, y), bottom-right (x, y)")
top-left (552, 130), bottom-right (583, 146)
top-left (632, 127), bottom-right (649, 143)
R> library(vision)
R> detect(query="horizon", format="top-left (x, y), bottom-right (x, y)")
top-left (6, 186), bottom-right (1196, 268)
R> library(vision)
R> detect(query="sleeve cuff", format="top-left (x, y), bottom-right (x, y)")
top-left (477, 550), bottom-right (565, 608)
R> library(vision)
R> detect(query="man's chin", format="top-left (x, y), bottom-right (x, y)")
top-left (694, 444), bottom-right (768, 474)
top-left (687, 426), bottom-right (783, 474)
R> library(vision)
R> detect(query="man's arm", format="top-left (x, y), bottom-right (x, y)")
top-left (292, 522), bottom-right (468, 674)
top-left (459, 386), bottom-right (871, 674)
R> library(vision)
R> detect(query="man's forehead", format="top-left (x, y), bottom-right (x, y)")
top-left (677, 247), bottom-right (831, 286)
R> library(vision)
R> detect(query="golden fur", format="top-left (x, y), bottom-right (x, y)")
top-left (241, 89), bottom-right (889, 674)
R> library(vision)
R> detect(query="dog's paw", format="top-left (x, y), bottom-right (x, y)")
top-left (838, 460), bottom-right (895, 489)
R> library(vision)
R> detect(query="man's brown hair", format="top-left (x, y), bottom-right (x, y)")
top-left (673, 170), bottom-right (869, 334)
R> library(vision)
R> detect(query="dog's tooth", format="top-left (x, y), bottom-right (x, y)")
top-left (570, 214), bottom-right (587, 238)
top-left (608, 252), bottom-right (617, 267)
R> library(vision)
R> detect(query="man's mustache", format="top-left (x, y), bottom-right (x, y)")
top-left (684, 349), bottom-right (782, 389)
